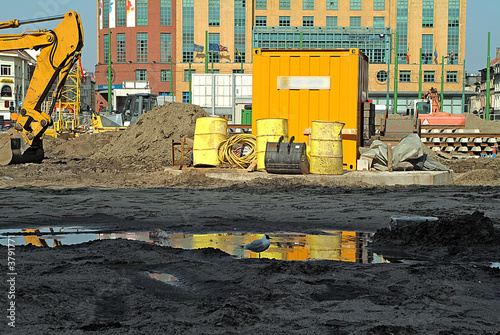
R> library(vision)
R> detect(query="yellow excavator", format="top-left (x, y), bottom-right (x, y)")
top-left (0, 11), bottom-right (84, 165)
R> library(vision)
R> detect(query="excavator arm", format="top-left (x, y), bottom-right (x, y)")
top-left (0, 11), bottom-right (84, 165)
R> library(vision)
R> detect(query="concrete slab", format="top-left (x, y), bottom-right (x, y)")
top-left (164, 167), bottom-right (454, 186)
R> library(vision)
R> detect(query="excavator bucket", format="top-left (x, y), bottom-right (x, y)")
top-left (0, 129), bottom-right (44, 165)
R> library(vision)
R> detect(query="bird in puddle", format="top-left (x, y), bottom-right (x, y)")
top-left (244, 235), bottom-right (271, 258)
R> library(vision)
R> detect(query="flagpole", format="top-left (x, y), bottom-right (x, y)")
top-left (394, 32), bottom-right (398, 114)
top-left (419, 47), bottom-right (422, 99)
top-left (462, 58), bottom-right (466, 114)
top-left (189, 62), bottom-right (192, 104)
top-left (486, 32), bottom-right (491, 120)
top-left (205, 31), bottom-right (208, 74)
top-left (441, 55), bottom-right (445, 106)
top-left (170, 55), bottom-right (173, 99)
top-left (386, 34), bottom-right (390, 110)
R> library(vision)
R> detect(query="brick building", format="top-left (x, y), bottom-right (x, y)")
top-left (96, 0), bottom-right (468, 114)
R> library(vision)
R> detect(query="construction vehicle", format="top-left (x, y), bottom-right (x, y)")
top-left (0, 11), bottom-right (84, 165)
top-left (379, 107), bottom-right (421, 144)
top-left (91, 93), bottom-right (157, 133)
top-left (409, 87), bottom-right (465, 129)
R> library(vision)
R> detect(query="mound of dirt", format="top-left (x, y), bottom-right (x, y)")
top-left (464, 113), bottom-right (500, 132)
top-left (90, 102), bottom-right (209, 169)
top-left (373, 211), bottom-right (500, 247)
top-left (44, 132), bottom-right (120, 160)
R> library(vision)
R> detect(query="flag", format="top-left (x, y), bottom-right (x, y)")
top-left (218, 44), bottom-right (228, 52)
top-left (235, 48), bottom-right (242, 57)
top-left (406, 53), bottom-right (409, 63)
top-left (209, 43), bottom-right (219, 53)
top-left (451, 48), bottom-right (454, 60)
top-left (434, 47), bottom-right (438, 63)
top-left (193, 44), bottom-right (204, 52)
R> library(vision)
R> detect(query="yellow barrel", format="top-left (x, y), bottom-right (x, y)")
top-left (310, 121), bottom-right (345, 175)
top-left (193, 117), bottom-right (228, 166)
top-left (256, 118), bottom-right (288, 170)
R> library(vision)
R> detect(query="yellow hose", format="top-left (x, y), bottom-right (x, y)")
top-left (217, 134), bottom-right (257, 169)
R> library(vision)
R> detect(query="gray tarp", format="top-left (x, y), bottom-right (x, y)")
top-left (360, 134), bottom-right (451, 171)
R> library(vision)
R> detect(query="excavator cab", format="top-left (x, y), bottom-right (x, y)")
top-left (0, 11), bottom-right (84, 165)
top-left (122, 93), bottom-right (158, 126)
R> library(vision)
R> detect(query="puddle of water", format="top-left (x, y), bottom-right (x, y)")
top-left (147, 272), bottom-right (180, 285)
top-left (0, 227), bottom-right (387, 264)
top-left (0, 227), bottom-right (99, 248)
top-left (491, 262), bottom-right (500, 269)
top-left (99, 231), bottom-right (386, 264)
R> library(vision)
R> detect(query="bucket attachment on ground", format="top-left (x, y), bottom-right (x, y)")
top-left (265, 136), bottom-right (309, 174)
top-left (0, 129), bottom-right (44, 165)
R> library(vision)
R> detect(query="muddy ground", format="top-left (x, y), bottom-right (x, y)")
top-left (1, 103), bottom-right (500, 334)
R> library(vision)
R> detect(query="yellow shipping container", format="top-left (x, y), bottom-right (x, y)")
top-left (252, 48), bottom-right (369, 171)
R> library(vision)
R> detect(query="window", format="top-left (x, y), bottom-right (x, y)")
top-left (374, 0), bottom-right (385, 10)
top-left (399, 70), bottom-right (411, 82)
top-left (424, 71), bottom-right (435, 82)
top-left (447, 71), bottom-right (457, 83)
top-left (161, 70), bottom-right (171, 82)
top-left (279, 0), bottom-right (290, 10)
top-left (279, 16), bottom-right (290, 26)
top-left (160, 33), bottom-right (172, 63)
top-left (234, 0), bottom-right (246, 63)
top-left (422, 0), bottom-right (434, 28)
top-left (184, 69), bottom-right (195, 81)
top-left (396, 0), bottom-right (408, 62)
top-left (136, 69), bottom-right (147, 81)
top-left (137, 33), bottom-right (148, 63)
top-left (233, 69), bottom-right (244, 74)
top-left (117, 33), bottom-right (126, 63)
top-left (209, 33), bottom-right (220, 63)
top-left (373, 17), bottom-right (385, 27)
top-left (350, 0), bottom-right (361, 10)
top-left (255, 16), bottom-right (267, 26)
top-left (303, 0), bottom-right (314, 10)
top-left (377, 70), bottom-right (387, 83)
top-left (137, 0), bottom-right (148, 26)
top-left (208, 69), bottom-right (220, 74)
top-left (182, 92), bottom-right (190, 103)
top-left (1, 65), bottom-right (11, 76)
top-left (103, 35), bottom-right (109, 62)
top-left (421, 34), bottom-right (433, 64)
top-left (117, 0), bottom-right (126, 26)
top-left (326, 16), bottom-right (337, 27)
top-left (161, 0), bottom-right (172, 26)
top-left (303, 16), bottom-right (314, 26)
top-left (103, 0), bottom-right (109, 28)
top-left (350, 16), bottom-right (361, 27)
top-left (1, 85), bottom-right (12, 97)
top-left (447, 0), bottom-right (460, 64)
top-left (209, 0), bottom-right (220, 26)
top-left (256, 0), bottom-right (266, 9)
top-left (183, 0), bottom-right (195, 62)
top-left (327, 0), bottom-right (337, 10)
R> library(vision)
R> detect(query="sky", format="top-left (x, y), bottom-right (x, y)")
top-left (0, 0), bottom-right (499, 74)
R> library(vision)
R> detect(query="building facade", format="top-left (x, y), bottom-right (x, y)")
top-left (0, 50), bottom-right (35, 121)
top-left (96, 0), bottom-right (467, 114)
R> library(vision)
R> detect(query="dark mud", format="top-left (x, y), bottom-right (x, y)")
top-left (1, 186), bottom-right (500, 334)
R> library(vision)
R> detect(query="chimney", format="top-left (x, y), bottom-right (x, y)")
top-left (497, 47), bottom-right (500, 59)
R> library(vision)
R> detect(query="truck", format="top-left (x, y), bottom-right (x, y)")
top-left (0, 11), bottom-right (84, 165)
top-left (409, 88), bottom-right (466, 129)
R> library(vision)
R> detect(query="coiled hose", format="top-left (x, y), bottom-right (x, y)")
top-left (217, 134), bottom-right (257, 169)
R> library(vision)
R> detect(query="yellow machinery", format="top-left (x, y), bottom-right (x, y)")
top-left (0, 11), bottom-right (84, 164)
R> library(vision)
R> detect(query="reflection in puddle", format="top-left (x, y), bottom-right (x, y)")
top-left (492, 263), bottom-right (500, 269)
top-left (148, 272), bottom-right (180, 285)
top-left (0, 227), bottom-right (387, 264)
top-left (0, 227), bottom-right (98, 248)
top-left (99, 231), bottom-right (386, 264)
